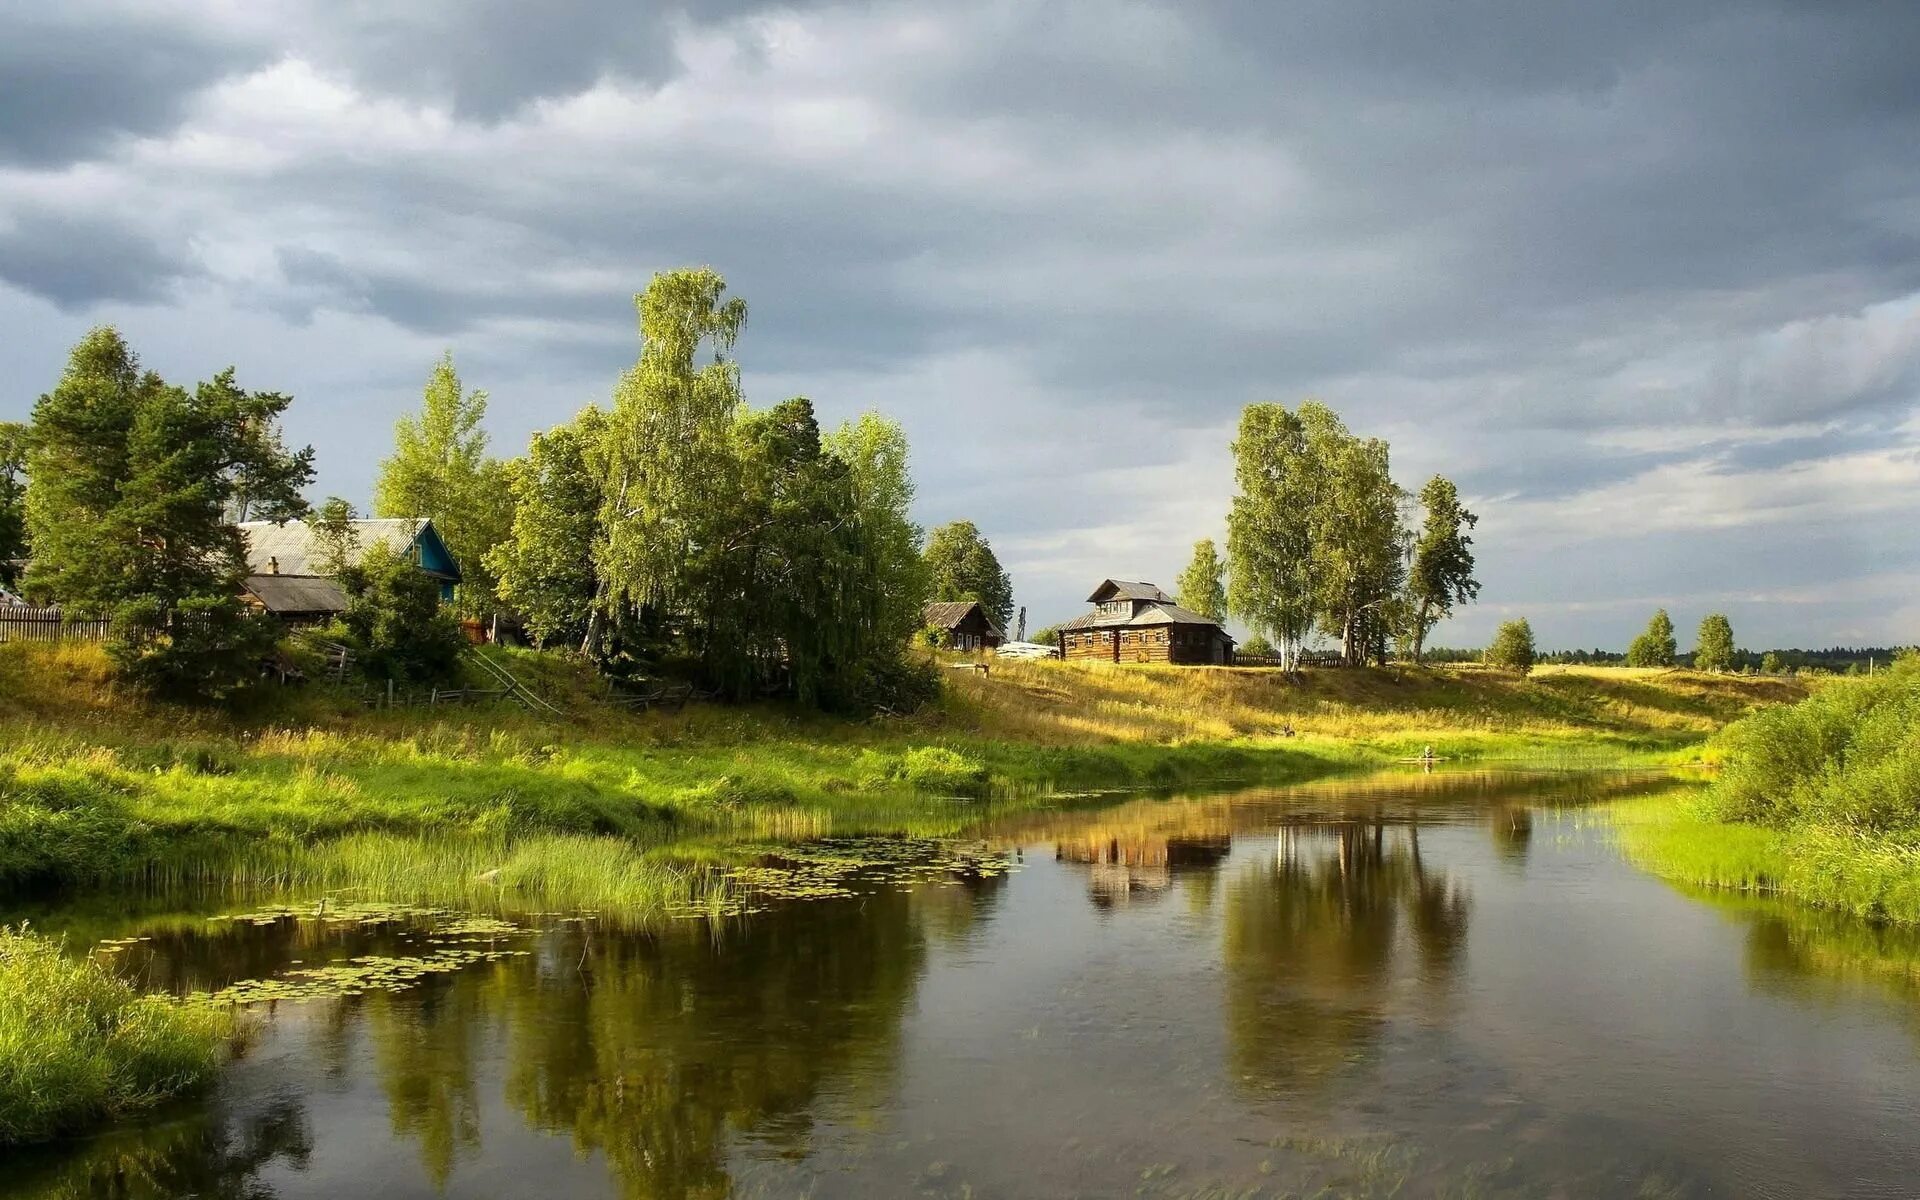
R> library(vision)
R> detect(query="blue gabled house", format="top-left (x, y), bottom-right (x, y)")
top-left (238, 517), bottom-right (462, 620)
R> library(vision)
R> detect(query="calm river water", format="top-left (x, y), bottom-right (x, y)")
top-left (7, 769), bottom-right (1920, 1199)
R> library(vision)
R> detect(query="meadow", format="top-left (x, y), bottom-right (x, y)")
top-left (1617, 655), bottom-right (1920, 923)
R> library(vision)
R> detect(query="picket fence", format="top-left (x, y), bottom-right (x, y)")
top-left (0, 606), bottom-right (113, 644)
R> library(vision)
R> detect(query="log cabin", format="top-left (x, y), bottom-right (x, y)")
top-left (923, 600), bottom-right (1007, 651)
top-left (1054, 579), bottom-right (1235, 665)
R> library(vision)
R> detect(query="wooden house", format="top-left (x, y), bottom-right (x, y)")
top-left (923, 600), bottom-right (1006, 651)
top-left (237, 517), bottom-right (462, 622)
top-left (1054, 579), bottom-right (1234, 665)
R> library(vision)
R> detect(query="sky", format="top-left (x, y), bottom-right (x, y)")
top-left (2, 1), bottom-right (1918, 650)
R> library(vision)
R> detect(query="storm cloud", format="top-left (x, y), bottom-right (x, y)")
top-left (2, 0), bottom-right (1917, 647)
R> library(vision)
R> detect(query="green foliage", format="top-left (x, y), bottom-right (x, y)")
top-left (1693, 613), bottom-right (1735, 673)
top-left (0, 422), bottom-right (26, 582)
top-left (1175, 538), bottom-right (1228, 621)
top-left (374, 352), bottom-right (512, 616)
top-left (487, 414), bottom-right (606, 647)
top-left (1238, 634), bottom-right (1276, 659)
top-left (0, 927), bottom-right (234, 1145)
top-left (23, 328), bottom-right (312, 701)
top-left (823, 412), bottom-right (929, 649)
top-left (1626, 609), bottom-right (1677, 668)
top-left (1405, 476), bottom-right (1479, 661)
top-left (589, 268), bottom-right (749, 646)
top-left (310, 496), bottom-right (361, 577)
top-left (1485, 618), bottom-right (1536, 674)
top-left (1227, 402), bottom-right (1413, 668)
top-left (1760, 651), bottom-right (1787, 675)
top-left (922, 519), bottom-right (1013, 629)
top-left (1227, 404), bottom-right (1316, 670)
top-left (336, 545), bottom-right (470, 685)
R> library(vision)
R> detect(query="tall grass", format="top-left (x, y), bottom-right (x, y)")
top-left (1618, 655), bottom-right (1920, 922)
top-left (0, 927), bottom-right (238, 1145)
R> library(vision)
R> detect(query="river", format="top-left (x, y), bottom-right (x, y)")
top-left (6, 768), bottom-right (1920, 1198)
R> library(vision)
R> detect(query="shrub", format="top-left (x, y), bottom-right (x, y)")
top-left (335, 545), bottom-right (468, 685)
top-left (1484, 619), bottom-right (1536, 675)
top-left (0, 927), bottom-right (236, 1145)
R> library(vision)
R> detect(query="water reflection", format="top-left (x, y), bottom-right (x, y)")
top-left (6, 769), bottom-right (1920, 1199)
top-left (1225, 822), bottom-right (1469, 1095)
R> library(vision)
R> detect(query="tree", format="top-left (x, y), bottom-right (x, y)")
top-left (1176, 538), bottom-right (1228, 622)
top-left (24, 328), bottom-right (312, 699)
top-left (1627, 609), bottom-right (1677, 668)
top-left (586, 269), bottom-right (749, 657)
top-left (1485, 618), bottom-right (1536, 674)
top-left (1227, 404), bottom-right (1316, 671)
top-left (1760, 650), bottom-right (1787, 675)
top-left (923, 520), bottom-right (1013, 630)
top-left (374, 352), bottom-right (512, 616)
top-left (1405, 476), bottom-right (1479, 663)
top-left (1306, 405), bottom-right (1407, 667)
top-left (311, 496), bottom-right (363, 577)
top-left (487, 413), bottom-right (607, 649)
top-left (336, 544), bottom-right (469, 685)
top-left (1694, 613), bottom-right (1736, 673)
top-left (0, 421), bottom-right (26, 584)
top-left (823, 412), bottom-right (929, 650)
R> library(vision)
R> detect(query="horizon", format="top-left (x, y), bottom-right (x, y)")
top-left (3, 2), bottom-right (1917, 649)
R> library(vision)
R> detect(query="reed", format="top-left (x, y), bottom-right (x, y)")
top-left (0, 926), bottom-right (238, 1145)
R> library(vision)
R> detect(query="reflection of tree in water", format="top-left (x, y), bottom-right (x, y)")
top-left (1734, 898), bottom-right (1920, 1041)
top-left (366, 977), bottom-right (493, 1187)
top-left (0, 1096), bottom-right (312, 1200)
top-left (1224, 821), bottom-right (1469, 1094)
top-left (488, 885), bottom-right (934, 1199)
top-left (1055, 834), bottom-right (1233, 909)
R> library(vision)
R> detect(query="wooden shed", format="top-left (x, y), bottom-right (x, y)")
top-left (923, 600), bottom-right (1006, 651)
top-left (1054, 579), bottom-right (1234, 665)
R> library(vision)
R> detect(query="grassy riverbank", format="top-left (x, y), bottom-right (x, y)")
top-left (0, 927), bottom-right (238, 1146)
top-left (1618, 655), bottom-right (1920, 923)
top-left (1, 642), bottom-right (1798, 896)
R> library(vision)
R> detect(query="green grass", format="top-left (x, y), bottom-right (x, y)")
top-left (0, 926), bottom-right (238, 1146)
top-left (1616, 655), bottom-right (1920, 923)
top-left (0, 642), bottom-right (1800, 903)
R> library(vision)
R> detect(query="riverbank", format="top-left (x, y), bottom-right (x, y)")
top-left (0, 642), bottom-right (1801, 897)
top-left (1616, 655), bottom-right (1920, 924)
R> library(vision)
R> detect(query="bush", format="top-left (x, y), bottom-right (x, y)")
top-left (1484, 619), bottom-right (1536, 674)
top-left (335, 546), bottom-right (468, 685)
top-left (106, 595), bottom-right (276, 703)
top-left (0, 927), bottom-right (236, 1145)
top-left (895, 746), bottom-right (990, 792)
top-left (1239, 634), bottom-right (1276, 659)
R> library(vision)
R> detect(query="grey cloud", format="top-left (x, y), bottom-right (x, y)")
top-left (0, 9), bottom-right (265, 166)
top-left (0, 212), bottom-right (193, 307)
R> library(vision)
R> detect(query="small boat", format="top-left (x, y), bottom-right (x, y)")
top-left (1397, 756), bottom-right (1449, 764)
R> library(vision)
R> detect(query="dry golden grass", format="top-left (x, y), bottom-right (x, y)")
top-left (935, 658), bottom-right (1806, 749)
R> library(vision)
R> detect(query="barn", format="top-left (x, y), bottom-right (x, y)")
top-left (923, 600), bottom-right (1006, 651)
top-left (1054, 579), bottom-right (1234, 665)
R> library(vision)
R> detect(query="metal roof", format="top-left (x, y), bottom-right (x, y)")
top-left (242, 574), bottom-right (351, 615)
top-left (238, 518), bottom-right (459, 581)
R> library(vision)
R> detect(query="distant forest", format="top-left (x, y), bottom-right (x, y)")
top-left (1423, 645), bottom-right (1905, 674)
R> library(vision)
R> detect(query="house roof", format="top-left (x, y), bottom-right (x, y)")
top-left (238, 518), bottom-right (461, 583)
top-left (923, 600), bottom-right (1007, 638)
top-left (243, 574), bottom-right (351, 615)
top-left (1087, 579), bottom-right (1175, 603)
top-left (1057, 602), bottom-right (1233, 636)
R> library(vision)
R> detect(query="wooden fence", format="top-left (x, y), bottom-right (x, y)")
top-left (0, 606), bottom-right (113, 644)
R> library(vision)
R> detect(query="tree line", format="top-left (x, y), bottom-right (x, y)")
top-left (0, 269), bottom-right (1019, 709)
